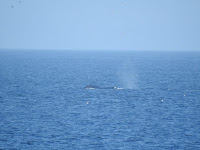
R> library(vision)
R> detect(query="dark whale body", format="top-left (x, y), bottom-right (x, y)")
top-left (85, 85), bottom-right (117, 89)
top-left (84, 85), bottom-right (100, 89)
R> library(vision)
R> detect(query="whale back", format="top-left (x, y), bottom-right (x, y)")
top-left (85, 85), bottom-right (117, 89)
top-left (85, 85), bottom-right (99, 89)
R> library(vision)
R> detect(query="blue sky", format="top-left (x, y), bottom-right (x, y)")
top-left (0, 0), bottom-right (200, 51)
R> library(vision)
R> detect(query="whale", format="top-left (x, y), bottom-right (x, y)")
top-left (85, 85), bottom-right (118, 89)
top-left (84, 85), bottom-right (100, 89)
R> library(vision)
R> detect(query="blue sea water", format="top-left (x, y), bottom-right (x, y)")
top-left (0, 50), bottom-right (200, 150)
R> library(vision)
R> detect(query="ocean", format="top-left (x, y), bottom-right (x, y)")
top-left (0, 50), bottom-right (200, 149)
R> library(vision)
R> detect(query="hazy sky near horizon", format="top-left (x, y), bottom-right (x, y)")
top-left (0, 0), bottom-right (200, 51)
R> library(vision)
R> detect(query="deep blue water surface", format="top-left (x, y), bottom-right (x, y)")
top-left (0, 50), bottom-right (200, 149)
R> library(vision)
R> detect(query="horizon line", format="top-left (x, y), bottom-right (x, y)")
top-left (0, 48), bottom-right (199, 52)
